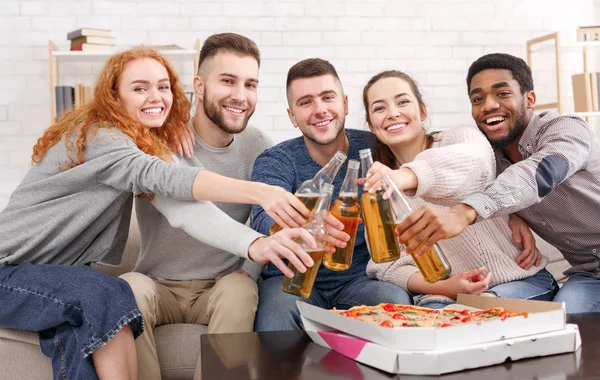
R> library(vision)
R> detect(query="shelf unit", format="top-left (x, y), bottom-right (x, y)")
top-left (47, 39), bottom-right (201, 122)
top-left (526, 32), bottom-right (600, 120)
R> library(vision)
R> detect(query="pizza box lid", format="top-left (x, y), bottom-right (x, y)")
top-left (302, 317), bottom-right (581, 375)
top-left (296, 295), bottom-right (566, 351)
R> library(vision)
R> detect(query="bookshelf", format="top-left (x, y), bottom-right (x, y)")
top-left (526, 32), bottom-right (600, 121)
top-left (47, 39), bottom-right (201, 122)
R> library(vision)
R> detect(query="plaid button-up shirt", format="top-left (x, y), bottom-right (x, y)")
top-left (464, 111), bottom-right (600, 275)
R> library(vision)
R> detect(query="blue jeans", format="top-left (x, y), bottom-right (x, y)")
top-left (554, 272), bottom-right (600, 313)
top-left (0, 263), bottom-right (143, 380)
top-left (418, 268), bottom-right (559, 309)
top-left (255, 275), bottom-right (412, 331)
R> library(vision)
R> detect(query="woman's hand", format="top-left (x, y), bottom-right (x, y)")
top-left (361, 164), bottom-right (419, 197)
top-left (260, 186), bottom-right (311, 229)
top-left (362, 161), bottom-right (393, 192)
top-left (508, 214), bottom-right (541, 270)
top-left (438, 267), bottom-right (491, 298)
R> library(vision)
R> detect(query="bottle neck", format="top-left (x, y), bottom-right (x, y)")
top-left (382, 177), bottom-right (413, 220)
top-left (340, 166), bottom-right (359, 195)
top-left (359, 153), bottom-right (373, 179)
top-left (314, 155), bottom-right (344, 186)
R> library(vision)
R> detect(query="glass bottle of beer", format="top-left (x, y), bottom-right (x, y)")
top-left (323, 159), bottom-right (361, 271)
top-left (381, 175), bottom-right (451, 283)
top-left (359, 149), bottom-right (401, 263)
top-left (270, 151), bottom-right (346, 235)
top-left (281, 183), bottom-right (334, 298)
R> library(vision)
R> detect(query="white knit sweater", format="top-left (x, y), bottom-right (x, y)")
top-left (366, 125), bottom-right (549, 292)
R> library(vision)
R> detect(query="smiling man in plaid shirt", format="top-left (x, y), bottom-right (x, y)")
top-left (394, 53), bottom-right (600, 314)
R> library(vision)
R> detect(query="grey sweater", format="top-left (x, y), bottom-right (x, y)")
top-left (132, 126), bottom-right (272, 281)
top-left (0, 127), bottom-right (200, 266)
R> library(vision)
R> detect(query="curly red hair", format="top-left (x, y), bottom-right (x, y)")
top-left (32, 47), bottom-right (190, 167)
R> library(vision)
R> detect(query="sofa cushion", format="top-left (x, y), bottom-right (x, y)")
top-left (0, 328), bottom-right (51, 380)
top-left (0, 324), bottom-right (208, 380)
top-left (155, 324), bottom-right (208, 380)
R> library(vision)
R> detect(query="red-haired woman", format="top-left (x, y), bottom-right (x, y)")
top-left (0, 47), bottom-right (309, 380)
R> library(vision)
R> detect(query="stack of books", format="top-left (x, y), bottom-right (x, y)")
top-left (67, 28), bottom-right (115, 51)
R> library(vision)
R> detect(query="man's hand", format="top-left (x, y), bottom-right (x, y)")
top-left (216, 270), bottom-right (252, 282)
top-left (438, 268), bottom-right (491, 298)
top-left (323, 212), bottom-right (350, 253)
top-left (395, 204), bottom-right (477, 256)
top-left (176, 124), bottom-right (195, 158)
top-left (260, 186), bottom-right (311, 230)
top-left (508, 214), bottom-right (541, 270)
top-left (247, 228), bottom-right (317, 278)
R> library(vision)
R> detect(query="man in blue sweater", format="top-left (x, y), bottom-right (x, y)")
top-left (251, 58), bottom-right (412, 331)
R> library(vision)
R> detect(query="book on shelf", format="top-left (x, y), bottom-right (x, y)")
top-left (67, 28), bottom-right (112, 40)
top-left (70, 43), bottom-right (115, 52)
top-left (70, 36), bottom-right (116, 47)
top-left (55, 84), bottom-right (93, 118)
top-left (74, 84), bottom-right (93, 109)
top-left (54, 86), bottom-right (74, 117)
top-left (572, 72), bottom-right (600, 112)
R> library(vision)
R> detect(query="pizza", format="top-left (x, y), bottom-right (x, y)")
top-left (332, 303), bottom-right (528, 328)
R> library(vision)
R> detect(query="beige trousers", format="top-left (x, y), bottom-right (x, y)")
top-left (121, 272), bottom-right (259, 380)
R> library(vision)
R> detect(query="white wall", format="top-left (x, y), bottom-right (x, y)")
top-left (0, 0), bottom-right (598, 209)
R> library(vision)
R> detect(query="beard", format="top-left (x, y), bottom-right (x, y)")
top-left (302, 119), bottom-right (346, 146)
top-left (202, 93), bottom-right (254, 135)
top-left (480, 102), bottom-right (528, 149)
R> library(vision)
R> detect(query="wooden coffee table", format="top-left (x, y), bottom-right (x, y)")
top-left (201, 313), bottom-right (600, 379)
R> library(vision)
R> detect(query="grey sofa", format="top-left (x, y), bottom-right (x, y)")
top-left (0, 213), bottom-right (208, 380)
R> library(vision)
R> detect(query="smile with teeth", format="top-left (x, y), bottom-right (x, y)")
top-left (385, 123), bottom-right (407, 132)
top-left (224, 106), bottom-right (244, 114)
top-left (485, 116), bottom-right (507, 125)
top-left (313, 119), bottom-right (332, 128)
top-left (142, 107), bottom-right (163, 115)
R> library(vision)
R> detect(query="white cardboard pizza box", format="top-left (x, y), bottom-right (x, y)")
top-left (302, 317), bottom-right (581, 375)
top-left (302, 338), bottom-right (582, 379)
top-left (296, 294), bottom-right (566, 351)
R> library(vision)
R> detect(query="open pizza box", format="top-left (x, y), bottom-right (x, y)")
top-left (302, 332), bottom-right (582, 378)
top-left (298, 294), bottom-right (582, 375)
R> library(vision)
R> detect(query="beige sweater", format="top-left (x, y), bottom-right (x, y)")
top-left (366, 125), bottom-right (549, 292)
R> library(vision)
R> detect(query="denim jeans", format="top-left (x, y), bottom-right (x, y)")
top-left (0, 263), bottom-right (143, 380)
top-left (418, 268), bottom-right (559, 309)
top-left (254, 275), bottom-right (412, 331)
top-left (554, 272), bottom-right (600, 313)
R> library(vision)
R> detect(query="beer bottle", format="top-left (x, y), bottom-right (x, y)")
top-left (270, 151), bottom-right (346, 234)
top-left (359, 149), bottom-right (401, 263)
top-left (381, 175), bottom-right (451, 283)
top-left (323, 159), bottom-right (360, 271)
top-left (281, 183), bottom-right (334, 298)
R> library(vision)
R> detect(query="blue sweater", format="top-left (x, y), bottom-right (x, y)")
top-left (251, 129), bottom-right (375, 290)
